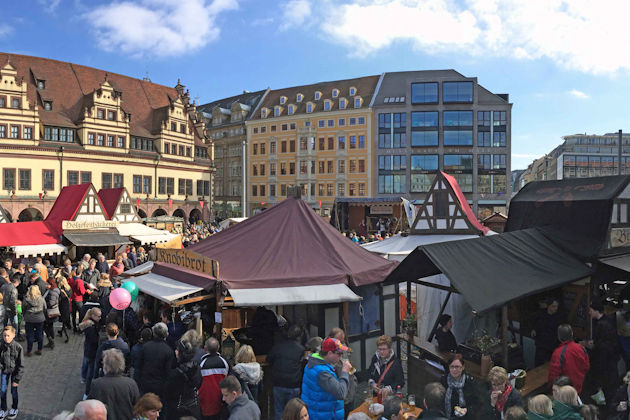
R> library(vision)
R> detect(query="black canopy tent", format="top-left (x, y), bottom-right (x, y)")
top-left (384, 227), bottom-right (592, 366)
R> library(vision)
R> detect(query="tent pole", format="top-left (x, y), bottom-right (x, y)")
top-left (428, 291), bottom-right (452, 342)
top-left (502, 305), bottom-right (509, 368)
top-left (215, 281), bottom-right (223, 343)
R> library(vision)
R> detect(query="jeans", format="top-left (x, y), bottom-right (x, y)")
top-left (273, 386), bottom-right (301, 420)
top-left (72, 301), bottom-right (83, 330)
top-left (82, 357), bottom-right (95, 396)
top-left (25, 322), bottom-right (43, 353)
top-left (0, 373), bottom-right (18, 411)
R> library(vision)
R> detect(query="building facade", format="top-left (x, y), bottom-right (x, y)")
top-left (245, 76), bottom-right (378, 216)
top-left (198, 90), bottom-right (267, 219)
top-left (372, 70), bottom-right (512, 219)
top-left (0, 54), bottom-right (212, 223)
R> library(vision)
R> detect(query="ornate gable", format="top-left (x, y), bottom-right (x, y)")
top-left (74, 185), bottom-right (108, 222)
top-left (112, 188), bottom-right (140, 223)
top-left (411, 171), bottom-right (485, 235)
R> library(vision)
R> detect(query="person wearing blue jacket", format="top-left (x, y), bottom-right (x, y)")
top-left (301, 337), bottom-right (351, 420)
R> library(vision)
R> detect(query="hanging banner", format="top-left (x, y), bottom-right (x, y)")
top-left (155, 247), bottom-right (219, 278)
top-left (136, 198), bottom-right (141, 207)
top-left (168, 199), bottom-right (173, 208)
top-left (200, 201), bottom-right (204, 209)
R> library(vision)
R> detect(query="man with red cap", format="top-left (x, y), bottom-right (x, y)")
top-left (301, 337), bottom-right (351, 420)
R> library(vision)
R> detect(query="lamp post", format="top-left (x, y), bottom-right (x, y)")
top-left (58, 146), bottom-right (64, 191)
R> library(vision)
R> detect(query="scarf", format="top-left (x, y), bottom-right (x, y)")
top-left (445, 373), bottom-right (466, 419)
top-left (495, 383), bottom-right (513, 414)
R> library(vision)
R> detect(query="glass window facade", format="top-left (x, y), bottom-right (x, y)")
top-left (411, 111), bottom-right (438, 127)
top-left (444, 130), bottom-right (473, 146)
top-left (443, 81), bottom-right (473, 103)
top-left (411, 155), bottom-right (439, 171)
top-left (411, 131), bottom-right (438, 147)
top-left (411, 82), bottom-right (438, 104)
top-left (443, 111), bottom-right (473, 126)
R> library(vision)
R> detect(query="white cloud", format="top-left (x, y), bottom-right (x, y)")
top-left (38, 0), bottom-right (61, 13)
top-left (567, 89), bottom-right (589, 99)
top-left (83, 0), bottom-right (238, 57)
top-left (303, 0), bottom-right (630, 74)
top-left (280, 0), bottom-right (311, 30)
top-left (0, 24), bottom-right (12, 38)
top-left (251, 17), bottom-right (274, 26)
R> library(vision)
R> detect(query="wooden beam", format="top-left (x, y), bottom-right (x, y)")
top-left (172, 292), bottom-right (215, 306)
top-left (502, 305), bottom-right (509, 368)
top-left (415, 280), bottom-right (459, 294)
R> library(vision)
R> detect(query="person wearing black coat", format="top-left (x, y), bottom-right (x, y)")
top-left (419, 382), bottom-right (450, 420)
top-left (435, 314), bottom-right (458, 353)
top-left (440, 356), bottom-right (481, 419)
top-left (368, 335), bottom-right (405, 392)
top-left (79, 307), bottom-right (102, 397)
top-left (531, 297), bottom-right (563, 366)
top-left (587, 298), bottom-right (620, 404)
top-left (609, 371), bottom-right (630, 420)
top-left (267, 325), bottom-right (305, 420)
top-left (165, 340), bottom-right (203, 420)
top-left (483, 366), bottom-right (523, 420)
top-left (56, 278), bottom-right (71, 342)
top-left (137, 322), bottom-right (175, 400)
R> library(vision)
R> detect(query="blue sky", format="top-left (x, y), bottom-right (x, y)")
top-left (2, 0), bottom-right (630, 170)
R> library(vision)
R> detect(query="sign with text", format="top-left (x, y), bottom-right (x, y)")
top-left (156, 248), bottom-right (219, 278)
top-left (62, 220), bottom-right (119, 230)
top-left (611, 227), bottom-right (630, 248)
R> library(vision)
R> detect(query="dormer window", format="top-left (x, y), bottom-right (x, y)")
top-left (280, 96), bottom-right (287, 105)
top-left (43, 101), bottom-right (52, 111)
top-left (339, 98), bottom-right (346, 109)
top-left (314, 91), bottom-right (321, 100)
top-left (288, 105), bottom-right (295, 115)
top-left (306, 102), bottom-right (313, 113)
top-left (332, 88), bottom-right (339, 98)
top-left (296, 93), bottom-right (303, 102)
top-left (37, 80), bottom-right (45, 90)
top-left (274, 106), bottom-right (282, 117)
top-left (349, 87), bottom-right (356, 96)
top-left (261, 108), bottom-right (268, 118)
top-left (354, 97), bottom-right (362, 108)
top-left (324, 100), bottom-right (331, 111)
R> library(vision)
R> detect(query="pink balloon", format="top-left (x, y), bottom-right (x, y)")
top-left (109, 288), bottom-right (131, 310)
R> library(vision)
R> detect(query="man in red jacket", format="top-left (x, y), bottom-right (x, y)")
top-left (198, 337), bottom-right (229, 420)
top-left (548, 324), bottom-right (589, 394)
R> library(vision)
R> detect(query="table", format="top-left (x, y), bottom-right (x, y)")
top-left (350, 396), bottom-right (422, 419)
top-left (518, 363), bottom-right (549, 397)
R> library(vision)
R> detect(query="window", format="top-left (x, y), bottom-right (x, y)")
top-left (178, 179), bottom-right (185, 195)
top-left (253, 165), bottom-right (258, 176)
top-left (114, 174), bottom-right (124, 188)
top-left (358, 160), bottom-right (365, 172)
top-left (327, 184), bottom-right (333, 196)
top-left (338, 160), bottom-right (345, 173)
top-left (253, 127), bottom-right (258, 134)
top-left (80, 171), bottom-right (91, 184)
top-left (327, 119), bottom-right (334, 127)
top-left (493, 132), bottom-right (506, 147)
top-left (410, 174), bottom-right (435, 192)
top-left (0, 97), bottom-right (4, 108)
top-left (328, 137), bottom-right (334, 150)
top-left (350, 87), bottom-right (356, 96)
top-left (107, 110), bottom-right (115, 121)
top-left (300, 137), bottom-right (308, 151)
top-left (130, 137), bottom-right (154, 151)
top-left (358, 117), bottom-right (365, 125)
top-left (24, 127), bottom-right (32, 139)
top-left (318, 120), bottom-right (325, 128)
top-left (349, 136), bottom-right (356, 149)
top-left (478, 111), bottom-right (491, 127)
top-left (359, 135), bottom-right (365, 149)
top-left (43, 126), bottom-right (75, 143)
top-left (327, 161), bottom-right (333, 173)
top-left (3, 169), bottom-right (15, 191)
top-left (260, 185), bottom-right (266, 196)
top-left (133, 175), bottom-right (142, 193)
top-left (443, 81), bottom-right (473, 103)
top-left (270, 141), bottom-right (276, 154)
top-left (97, 134), bottom-right (104, 146)
top-left (274, 107), bottom-right (281, 117)
top-left (103, 173), bottom-right (113, 189)
top-left (324, 101), bottom-right (331, 111)
top-left (290, 162), bottom-right (295, 174)
top-left (158, 177), bottom-right (166, 194)
top-left (339, 99), bottom-right (346, 109)
top-left (260, 164), bottom-right (266, 176)
top-left (37, 80), bottom-right (45, 90)
top-left (378, 175), bottom-right (405, 194)
top-left (411, 82), bottom-right (438, 104)
top-left (107, 135), bottom-right (114, 147)
top-left (318, 161), bottom-right (325, 174)
top-left (315, 91), bottom-right (321, 100)
top-left (166, 177), bottom-right (174, 194)
top-left (43, 101), bottom-right (52, 111)
top-left (307, 103), bottom-right (313, 113)
top-left (252, 185), bottom-right (258, 196)
top-left (300, 161), bottom-right (308, 174)
top-left (179, 145), bottom-right (184, 156)
top-left (0, 126), bottom-right (5, 138)
top-left (280, 96), bottom-right (286, 105)
top-left (349, 117), bottom-right (356, 126)
top-left (443, 111), bottom-right (473, 126)
top-left (338, 183), bottom-right (345, 196)
top-left (338, 136), bottom-right (345, 149)
top-left (171, 122), bottom-right (177, 131)
top-left (18, 169), bottom-right (30, 190)
top-left (493, 111), bottom-right (507, 127)
top-left (281, 184), bottom-right (287, 196)
top-left (349, 160), bottom-right (356, 173)
top-left (319, 138), bottom-right (325, 151)
top-left (270, 184), bottom-right (276, 197)
top-left (10, 126), bottom-right (18, 138)
top-left (117, 136), bottom-right (124, 148)
top-left (281, 141), bottom-right (287, 153)
top-left (354, 98), bottom-right (361, 108)
top-left (290, 123), bottom-right (296, 130)
top-left (444, 154), bottom-right (473, 170)
top-left (297, 93), bottom-right (303, 102)
top-left (444, 130), bottom-right (473, 146)
top-left (281, 162), bottom-right (287, 175)
top-left (271, 125), bottom-right (276, 132)
top-left (185, 179), bottom-right (192, 195)
top-left (260, 143), bottom-right (266, 154)
top-left (253, 144), bottom-right (258, 155)
top-left (290, 140), bottom-right (295, 152)
top-left (97, 109), bottom-right (104, 119)
top-left (478, 131), bottom-right (491, 147)
top-left (270, 163), bottom-right (276, 176)
top-left (338, 118), bottom-right (345, 126)
top-left (332, 89), bottom-right (339, 98)
top-left (11, 98), bottom-right (19, 109)
top-left (349, 183), bottom-right (356, 196)
top-left (378, 155), bottom-right (407, 171)
top-left (43, 170), bottom-right (54, 190)
top-left (411, 155), bottom-right (439, 171)
top-left (261, 126), bottom-right (266, 133)
top-left (288, 105), bottom-right (294, 115)
top-left (68, 171), bottom-right (79, 186)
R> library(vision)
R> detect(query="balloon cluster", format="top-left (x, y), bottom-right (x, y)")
top-left (109, 281), bottom-right (139, 310)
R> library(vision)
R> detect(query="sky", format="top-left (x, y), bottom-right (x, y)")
top-left (3, 0), bottom-right (630, 170)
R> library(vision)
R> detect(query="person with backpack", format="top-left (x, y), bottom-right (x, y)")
top-left (548, 324), bottom-right (589, 394)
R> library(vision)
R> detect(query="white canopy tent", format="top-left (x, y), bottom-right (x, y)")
top-left (122, 271), bottom-right (203, 304)
top-left (12, 243), bottom-right (68, 258)
top-left (229, 284), bottom-right (361, 307)
top-left (219, 217), bottom-right (247, 231)
top-left (116, 223), bottom-right (178, 245)
top-left (362, 233), bottom-right (479, 261)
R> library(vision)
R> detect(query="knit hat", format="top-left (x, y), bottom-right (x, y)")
top-left (321, 338), bottom-right (349, 353)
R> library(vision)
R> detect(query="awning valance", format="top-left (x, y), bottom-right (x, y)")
top-left (123, 273), bottom-right (202, 304)
top-left (12, 244), bottom-right (67, 258)
top-left (600, 254), bottom-right (630, 272)
top-left (228, 284), bottom-right (361, 307)
top-left (64, 231), bottom-right (131, 247)
top-left (116, 223), bottom-right (177, 244)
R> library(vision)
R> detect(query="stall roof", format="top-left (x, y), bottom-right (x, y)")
top-left (12, 243), bottom-right (68, 258)
top-left (384, 228), bottom-right (592, 313)
top-left (362, 233), bottom-right (479, 260)
top-left (122, 274), bottom-right (203, 304)
top-left (116, 223), bottom-right (177, 244)
top-left (0, 221), bottom-right (60, 247)
top-left (229, 284), bottom-right (361, 307)
top-left (64, 232), bottom-right (131, 247)
top-left (160, 196), bottom-right (397, 291)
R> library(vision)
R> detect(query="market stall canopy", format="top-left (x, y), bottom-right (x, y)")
top-left (506, 175), bottom-right (630, 260)
top-left (0, 204), bottom-right (9, 223)
top-left (12, 244), bottom-right (68, 258)
top-left (362, 233), bottom-right (479, 261)
top-left (229, 284), bottom-right (361, 306)
top-left (116, 223), bottom-right (178, 244)
top-left (63, 231), bottom-right (131, 247)
top-left (122, 273), bottom-right (203, 304)
top-left (219, 217), bottom-right (247, 231)
top-left (385, 228), bottom-right (592, 313)
top-left (183, 196), bottom-right (397, 290)
top-left (0, 221), bottom-right (61, 247)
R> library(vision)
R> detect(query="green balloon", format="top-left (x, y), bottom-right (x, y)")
top-left (121, 281), bottom-right (139, 301)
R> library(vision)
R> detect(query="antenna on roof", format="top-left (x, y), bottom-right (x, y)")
top-left (143, 66), bottom-right (151, 82)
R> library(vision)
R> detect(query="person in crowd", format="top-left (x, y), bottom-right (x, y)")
top-left (132, 392), bottom-right (162, 420)
top-left (79, 307), bottom-right (102, 397)
top-left (219, 375), bottom-right (261, 420)
top-left (137, 247), bottom-right (148, 265)
top-left (440, 354), bottom-right (480, 419)
top-left (111, 305), bottom-right (142, 345)
top-left (484, 366), bottom-right (523, 419)
top-left (88, 348), bottom-right (139, 420)
top-left (80, 292), bottom-right (101, 326)
top-left (368, 335), bottom-right (404, 393)
top-left (109, 255), bottom-right (125, 282)
top-left (61, 259), bottom-right (74, 279)
top-left (0, 269), bottom-right (17, 330)
top-left (43, 260), bottom-right (54, 280)
top-left (131, 327), bottom-right (152, 383)
top-left (579, 404), bottom-right (599, 420)
top-left (137, 322), bottom-right (174, 401)
top-left (181, 329), bottom-right (205, 364)
top-left (0, 326), bottom-right (23, 420)
top-left (81, 259), bottom-right (100, 289)
top-left (552, 376), bottom-right (582, 405)
top-left (162, 309), bottom-right (185, 349)
top-left (301, 337), bottom-right (350, 420)
top-left (95, 254), bottom-right (109, 276)
top-left (68, 271), bottom-right (86, 333)
top-left (328, 328), bottom-right (357, 417)
top-left (551, 385), bottom-right (582, 419)
top-left (23, 285), bottom-right (45, 357)
top-left (282, 398), bottom-right (308, 420)
top-left (199, 337), bottom-right (229, 420)
top-left (531, 297), bottom-right (563, 366)
top-left (0, 294), bottom-right (5, 329)
top-left (121, 252), bottom-right (132, 271)
top-left (165, 339), bottom-right (202, 419)
top-left (268, 324), bottom-right (306, 420)
top-left (527, 394), bottom-right (553, 419)
top-left (57, 276), bottom-right (71, 343)
top-left (610, 370), bottom-right (630, 419)
top-left (34, 263), bottom-right (48, 283)
top-left (2, 261), bottom-right (14, 279)
top-left (305, 337), bottom-right (323, 359)
top-left (435, 314), bottom-right (458, 352)
top-left (93, 323), bottom-right (130, 379)
top-left (43, 278), bottom-right (60, 349)
top-left (74, 399), bottom-right (107, 420)
top-left (128, 246), bottom-right (138, 268)
top-left (80, 254), bottom-right (91, 271)
top-left (29, 272), bottom-right (47, 298)
top-left (504, 406), bottom-right (527, 420)
top-left (586, 297), bottom-right (620, 405)
top-left (232, 344), bottom-right (263, 402)
top-left (547, 324), bottom-right (589, 394)
top-left (95, 273), bottom-right (113, 319)
top-left (419, 382), bottom-right (448, 420)
top-left (10, 265), bottom-right (26, 302)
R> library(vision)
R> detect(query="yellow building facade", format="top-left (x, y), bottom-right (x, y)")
top-left (0, 54), bottom-right (213, 223)
top-left (245, 76), bottom-right (379, 215)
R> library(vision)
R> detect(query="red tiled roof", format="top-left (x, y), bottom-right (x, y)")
top-left (45, 183), bottom-right (92, 224)
top-left (97, 188), bottom-right (125, 219)
top-left (0, 221), bottom-right (61, 246)
top-left (0, 53), bottom-right (189, 138)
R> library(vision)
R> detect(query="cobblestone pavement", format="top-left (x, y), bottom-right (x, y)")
top-left (17, 325), bottom-right (84, 419)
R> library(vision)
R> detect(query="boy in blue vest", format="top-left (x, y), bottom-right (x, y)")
top-left (301, 337), bottom-right (351, 420)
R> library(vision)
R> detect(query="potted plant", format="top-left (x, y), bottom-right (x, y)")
top-left (402, 313), bottom-right (417, 340)
top-left (471, 333), bottom-right (500, 377)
